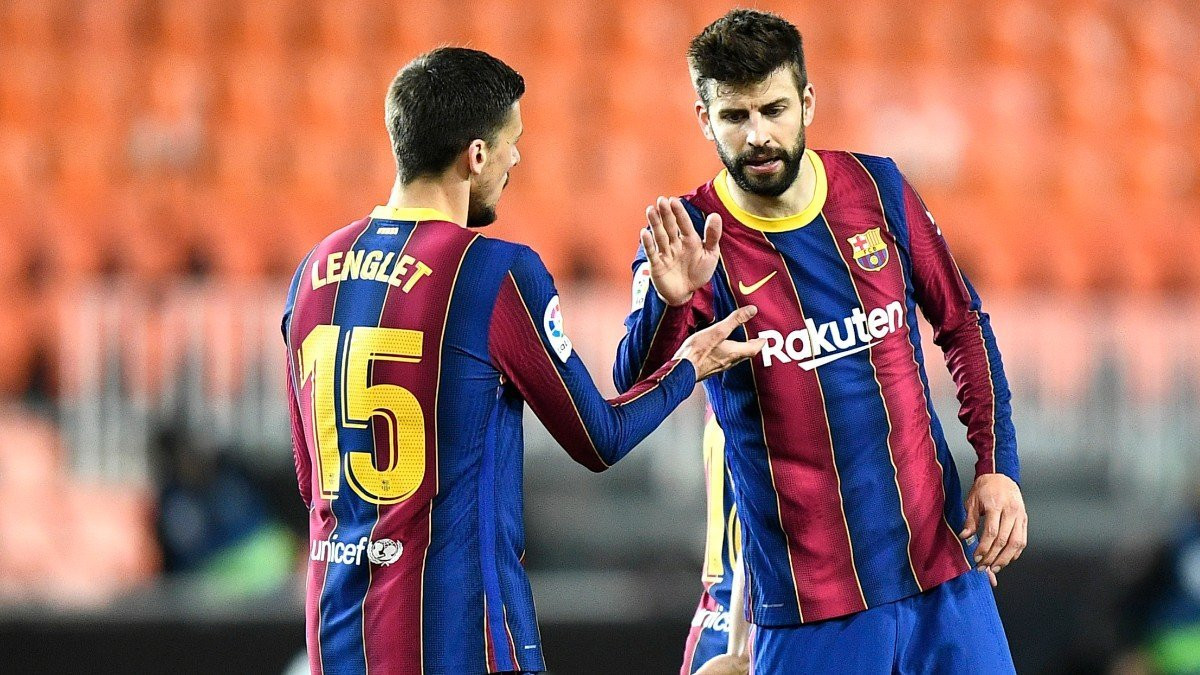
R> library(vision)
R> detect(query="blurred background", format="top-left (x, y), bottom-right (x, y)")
top-left (1, 0), bottom-right (1198, 673)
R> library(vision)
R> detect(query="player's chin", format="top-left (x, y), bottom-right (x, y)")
top-left (742, 175), bottom-right (791, 198)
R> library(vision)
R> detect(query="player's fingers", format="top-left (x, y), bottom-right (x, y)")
top-left (991, 531), bottom-right (1024, 571)
top-left (1002, 514), bottom-right (1029, 566)
top-left (973, 504), bottom-right (1002, 565)
top-left (989, 509), bottom-right (1025, 570)
top-left (644, 205), bottom-right (659, 244)
top-left (649, 198), bottom-right (672, 254)
top-left (702, 212), bottom-right (723, 252)
top-left (721, 337), bottom-right (768, 364)
top-left (959, 494), bottom-right (978, 540)
top-left (640, 229), bottom-right (660, 264)
top-left (979, 510), bottom-right (1013, 568)
top-left (701, 305), bottom-right (758, 343)
top-left (723, 304), bottom-right (758, 328)
top-left (669, 198), bottom-right (692, 242)
top-left (986, 568), bottom-right (998, 588)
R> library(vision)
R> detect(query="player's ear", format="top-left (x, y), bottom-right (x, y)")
top-left (801, 83), bottom-right (815, 128)
top-left (696, 100), bottom-right (715, 141)
top-left (466, 138), bottom-right (488, 176)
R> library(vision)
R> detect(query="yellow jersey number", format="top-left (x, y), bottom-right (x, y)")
top-left (298, 324), bottom-right (427, 505)
top-left (701, 417), bottom-right (742, 583)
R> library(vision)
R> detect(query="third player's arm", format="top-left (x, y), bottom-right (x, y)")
top-left (724, 548), bottom-right (750, 660)
top-left (694, 555), bottom-right (750, 675)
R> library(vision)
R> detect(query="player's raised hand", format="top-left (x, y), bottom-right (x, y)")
top-left (959, 473), bottom-right (1027, 582)
top-left (640, 196), bottom-right (722, 306)
top-left (675, 305), bottom-right (765, 380)
top-left (694, 653), bottom-right (750, 675)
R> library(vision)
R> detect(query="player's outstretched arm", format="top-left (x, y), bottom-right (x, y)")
top-left (614, 198), bottom-right (719, 392)
top-left (491, 247), bottom-right (761, 471)
top-left (693, 546), bottom-right (751, 675)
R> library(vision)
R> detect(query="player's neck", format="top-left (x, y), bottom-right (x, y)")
top-left (385, 177), bottom-right (469, 227)
top-left (726, 150), bottom-right (816, 220)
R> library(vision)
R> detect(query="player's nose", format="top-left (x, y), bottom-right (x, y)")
top-left (746, 114), bottom-right (770, 147)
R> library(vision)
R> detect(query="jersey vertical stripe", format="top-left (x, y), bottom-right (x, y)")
top-left (710, 212), bottom-right (865, 622)
top-left (319, 220), bottom-right (414, 673)
top-left (836, 153), bottom-right (971, 584)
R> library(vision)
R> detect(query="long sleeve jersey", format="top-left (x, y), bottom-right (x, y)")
top-left (284, 205), bottom-right (696, 674)
top-left (614, 150), bottom-right (1018, 626)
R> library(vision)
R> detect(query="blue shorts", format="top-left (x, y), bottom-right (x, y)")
top-left (750, 570), bottom-right (1014, 674)
top-left (682, 592), bottom-right (733, 674)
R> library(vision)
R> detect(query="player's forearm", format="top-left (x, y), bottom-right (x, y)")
top-left (542, 357), bottom-right (700, 468)
top-left (614, 295), bottom-right (696, 393)
top-left (939, 311), bottom-right (1020, 482)
top-left (725, 556), bottom-right (750, 658)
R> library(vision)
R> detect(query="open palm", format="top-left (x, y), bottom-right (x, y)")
top-left (640, 196), bottom-right (722, 307)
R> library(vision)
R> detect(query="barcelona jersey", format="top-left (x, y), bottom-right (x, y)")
top-left (615, 150), bottom-right (1018, 626)
top-left (283, 205), bottom-right (697, 674)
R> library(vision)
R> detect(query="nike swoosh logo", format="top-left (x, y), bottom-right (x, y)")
top-left (796, 342), bottom-right (878, 371)
top-left (738, 271), bottom-right (777, 295)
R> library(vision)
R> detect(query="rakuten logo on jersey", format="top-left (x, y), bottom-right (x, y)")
top-left (758, 301), bottom-right (905, 370)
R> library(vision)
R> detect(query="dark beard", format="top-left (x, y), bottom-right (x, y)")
top-left (466, 200), bottom-right (497, 228)
top-left (718, 132), bottom-right (806, 198)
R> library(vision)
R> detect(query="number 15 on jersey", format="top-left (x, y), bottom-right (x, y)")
top-left (298, 324), bottom-right (428, 505)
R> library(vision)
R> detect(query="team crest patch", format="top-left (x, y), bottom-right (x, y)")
top-left (543, 295), bottom-right (573, 363)
top-left (367, 538), bottom-right (402, 566)
top-left (847, 227), bottom-right (889, 272)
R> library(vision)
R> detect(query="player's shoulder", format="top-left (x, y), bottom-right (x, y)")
top-left (679, 179), bottom-right (719, 217)
top-left (464, 235), bottom-right (549, 284)
top-left (818, 148), bottom-right (902, 176)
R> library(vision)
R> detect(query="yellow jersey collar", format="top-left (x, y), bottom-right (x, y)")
top-left (713, 148), bottom-right (827, 232)
top-left (369, 205), bottom-right (454, 223)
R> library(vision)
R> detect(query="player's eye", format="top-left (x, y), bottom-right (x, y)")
top-left (763, 106), bottom-right (784, 117)
top-left (721, 111), bottom-right (748, 122)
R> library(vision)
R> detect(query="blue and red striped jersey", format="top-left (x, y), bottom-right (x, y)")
top-left (698, 413), bottom-right (741, 611)
top-left (615, 150), bottom-right (1018, 626)
top-left (283, 205), bottom-right (697, 674)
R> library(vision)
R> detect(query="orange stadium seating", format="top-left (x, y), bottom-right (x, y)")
top-left (0, 0), bottom-right (1194, 370)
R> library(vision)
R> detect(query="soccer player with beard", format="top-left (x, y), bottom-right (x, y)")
top-left (617, 9), bottom-right (1026, 672)
top-left (282, 47), bottom-right (762, 675)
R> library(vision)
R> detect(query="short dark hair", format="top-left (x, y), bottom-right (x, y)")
top-left (687, 9), bottom-right (807, 106)
top-left (385, 47), bottom-right (525, 183)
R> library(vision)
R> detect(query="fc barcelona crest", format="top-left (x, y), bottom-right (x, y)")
top-left (847, 228), bottom-right (889, 272)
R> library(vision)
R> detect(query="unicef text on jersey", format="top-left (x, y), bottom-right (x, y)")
top-left (310, 535), bottom-right (403, 566)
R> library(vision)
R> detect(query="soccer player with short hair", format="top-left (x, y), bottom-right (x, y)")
top-left (282, 47), bottom-right (761, 675)
top-left (617, 9), bottom-right (1026, 672)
